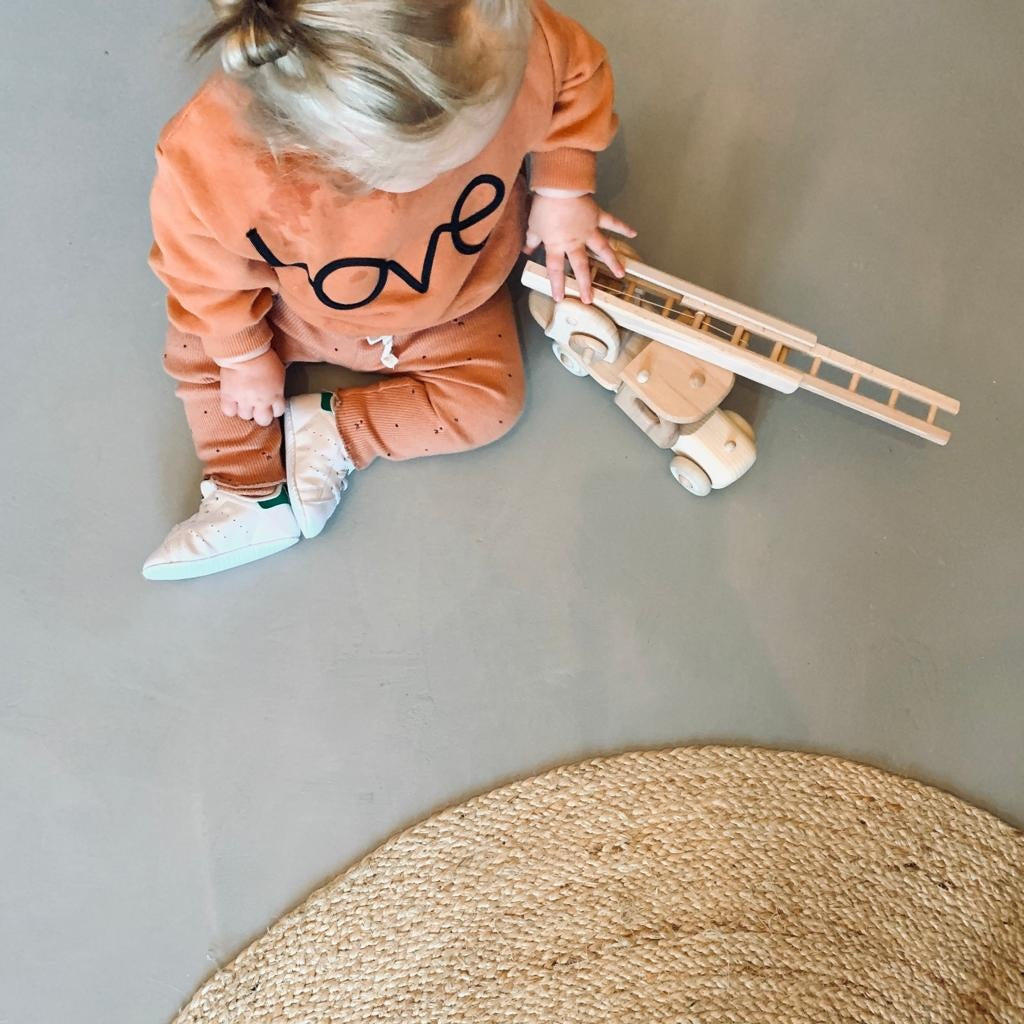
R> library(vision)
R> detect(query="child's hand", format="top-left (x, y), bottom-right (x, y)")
top-left (524, 193), bottom-right (637, 304)
top-left (219, 350), bottom-right (286, 427)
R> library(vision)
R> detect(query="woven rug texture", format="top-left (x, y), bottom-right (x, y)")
top-left (172, 747), bottom-right (1024, 1024)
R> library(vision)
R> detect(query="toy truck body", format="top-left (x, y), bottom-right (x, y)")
top-left (523, 254), bottom-right (959, 496)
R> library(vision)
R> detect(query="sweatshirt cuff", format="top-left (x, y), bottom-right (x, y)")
top-left (201, 320), bottom-right (274, 363)
top-left (214, 342), bottom-right (273, 368)
top-left (530, 149), bottom-right (598, 195)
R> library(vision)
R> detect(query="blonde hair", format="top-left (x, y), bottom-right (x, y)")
top-left (194, 0), bottom-right (532, 185)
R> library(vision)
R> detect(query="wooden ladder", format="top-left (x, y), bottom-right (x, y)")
top-left (522, 258), bottom-right (960, 445)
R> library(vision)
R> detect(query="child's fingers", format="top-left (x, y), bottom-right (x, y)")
top-left (272, 399), bottom-right (286, 419)
top-left (588, 232), bottom-right (625, 279)
top-left (547, 252), bottom-right (567, 302)
top-left (254, 404), bottom-right (275, 428)
top-left (221, 398), bottom-right (238, 418)
top-left (568, 246), bottom-right (594, 304)
top-left (598, 211), bottom-right (638, 238)
top-left (522, 231), bottom-right (542, 255)
top-left (237, 403), bottom-right (254, 422)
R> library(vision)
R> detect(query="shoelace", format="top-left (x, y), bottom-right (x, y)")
top-left (321, 462), bottom-right (350, 502)
top-left (169, 480), bottom-right (224, 539)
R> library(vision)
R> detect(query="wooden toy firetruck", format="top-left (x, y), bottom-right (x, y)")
top-left (523, 254), bottom-right (960, 496)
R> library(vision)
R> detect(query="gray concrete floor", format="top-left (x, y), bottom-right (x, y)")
top-left (2, 1), bottom-right (1022, 1021)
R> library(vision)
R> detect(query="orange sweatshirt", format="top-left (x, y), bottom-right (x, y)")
top-left (149, 0), bottom-right (618, 364)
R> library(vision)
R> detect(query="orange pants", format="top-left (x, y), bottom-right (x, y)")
top-left (163, 287), bottom-right (526, 495)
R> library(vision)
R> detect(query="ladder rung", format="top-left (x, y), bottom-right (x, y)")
top-left (662, 297), bottom-right (675, 318)
top-left (816, 344), bottom-right (960, 415)
top-left (770, 341), bottom-right (790, 364)
top-left (809, 357), bottom-right (822, 377)
top-left (731, 325), bottom-right (745, 345)
top-left (927, 405), bottom-right (938, 425)
top-left (849, 372), bottom-right (862, 392)
top-left (692, 312), bottom-right (705, 330)
top-left (617, 256), bottom-right (819, 351)
top-left (888, 389), bottom-right (900, 408)
top-left (801, 377), bottom-right (951, 445)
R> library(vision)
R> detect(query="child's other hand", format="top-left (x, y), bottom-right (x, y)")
top-left (524, 192), bottom-right (637, 304)
top-left (219, 350), bottom-right (286, 427)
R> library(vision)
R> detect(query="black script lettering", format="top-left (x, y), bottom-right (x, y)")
top-left (246, 174), bottom-right (506, 311)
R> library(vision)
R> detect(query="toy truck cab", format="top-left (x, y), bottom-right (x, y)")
top-left (529, 292), bottom-right (757, 496)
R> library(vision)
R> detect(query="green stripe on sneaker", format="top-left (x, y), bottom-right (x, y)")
top-left (321, 392), bottom-right (333, 413)
top-left (258, 486), bottom-right (291, 510)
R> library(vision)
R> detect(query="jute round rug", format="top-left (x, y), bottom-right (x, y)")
top-left (173, 748), bottom-right (1024, 1024)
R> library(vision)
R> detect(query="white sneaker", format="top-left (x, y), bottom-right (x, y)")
top-left (283, 393), bottom-right (355, 539)
top-left (142, 481), bottom-right (300, 581)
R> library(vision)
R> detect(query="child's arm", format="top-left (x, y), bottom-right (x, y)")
top-left (149, 145), bottom-right (284, 425)
top-left (525, 0), bottom-right (633, 303)
top-left (529, 0), bottom-right (619, 197)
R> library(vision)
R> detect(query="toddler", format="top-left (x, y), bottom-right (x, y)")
top-left (144, 0), bottom-right (633, 580)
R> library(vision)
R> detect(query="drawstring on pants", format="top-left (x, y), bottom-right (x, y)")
top-left (367, 335), bottom-right (398, 369)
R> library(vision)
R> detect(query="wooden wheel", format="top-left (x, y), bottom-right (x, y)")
top-left (670, 455), bottom-right (712, 497)
top-left (552, 342), bottom-right (590, 377)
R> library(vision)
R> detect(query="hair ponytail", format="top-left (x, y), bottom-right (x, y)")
top-left (193, 0), bottom-right (302, 72)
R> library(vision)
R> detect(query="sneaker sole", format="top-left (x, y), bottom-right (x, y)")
top-left (283, 403), bottom-right (324, 540)
top-left (142, 536), bottom-right (300, 582)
